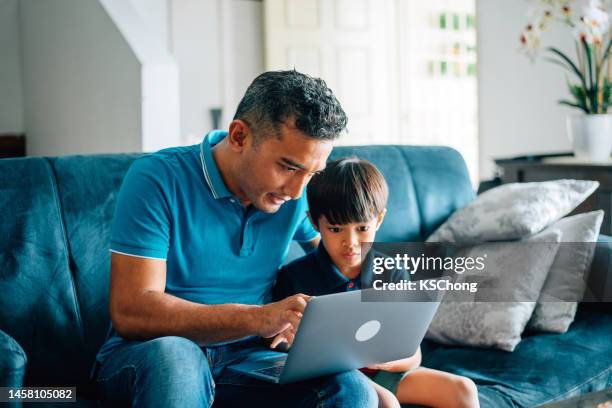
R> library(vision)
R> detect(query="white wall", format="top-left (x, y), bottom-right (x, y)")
top-left (223, 0), bottom-right (265, 125)
top-left (6, 0), bottom-right (577, 171)
top-left (100, 0), bottom-right (180, 152)
top-left (130, 0), bottom-right (169, 47)
top-left (170, 0), bottom-right (579, 179)
top-left (477, 0), bottom-right (575, 179)
top-left (18, 0), bottom-right (180, 156)
top-left (169, 0), bottom-right (223, 144)
top-left (0, 0), bottom-right (24, 134)
top-left (169, 0), bottom-right (264, 144)
top-left (19, 0), bottom-right (141, 155)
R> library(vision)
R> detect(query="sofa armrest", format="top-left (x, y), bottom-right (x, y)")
top-left (0, 329), bottom-right (27, 388)
top-left (582, 234), bottom-right (612, 314)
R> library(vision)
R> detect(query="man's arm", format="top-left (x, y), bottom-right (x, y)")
top-left (109, 252), bottom-right (309, 345)
top-left (298, 236), bottom-right (320, 253)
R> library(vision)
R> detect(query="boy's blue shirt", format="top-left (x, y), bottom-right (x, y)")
top-left (273, 244), bottom-right (407, 300)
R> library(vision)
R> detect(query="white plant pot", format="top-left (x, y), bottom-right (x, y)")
top-left (566, 114), bottom-right (612, 162)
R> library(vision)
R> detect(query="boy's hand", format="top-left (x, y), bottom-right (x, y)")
top-left (255, 294), bottom-right (311, 344)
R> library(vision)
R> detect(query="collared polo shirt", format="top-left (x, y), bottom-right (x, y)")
top-left (272, 244), bottom-right (407, 300)
top-left (95, 130), bottom-right (318, 364)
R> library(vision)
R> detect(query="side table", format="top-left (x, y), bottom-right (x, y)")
top-left (495, 153), bottom-right (612, 235)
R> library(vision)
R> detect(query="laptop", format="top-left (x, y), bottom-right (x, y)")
top-left (228, 288), bottom-right (441, 384)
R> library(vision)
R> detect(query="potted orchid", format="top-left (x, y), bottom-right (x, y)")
top-left (521, 0), bottom-right (612, 161)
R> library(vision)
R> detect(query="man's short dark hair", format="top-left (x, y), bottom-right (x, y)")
top-left (308, 157), bottom-right (388, 226)
top-left (233, 70), bottom-right (347, 141)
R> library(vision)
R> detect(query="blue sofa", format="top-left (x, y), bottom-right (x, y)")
top-left (0, 145), bottom-right (610, 407)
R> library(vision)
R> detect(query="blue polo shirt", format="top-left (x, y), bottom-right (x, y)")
top-left (273, 245), bottom-right (407, 300)
top-left (95, 130), bottom-right (318, 364)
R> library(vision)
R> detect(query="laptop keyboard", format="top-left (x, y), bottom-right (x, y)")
top-left (253, 364), bottom-right (284, 378)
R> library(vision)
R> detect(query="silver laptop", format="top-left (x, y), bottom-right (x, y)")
top-left (228, 288), bottom-right (441, 384)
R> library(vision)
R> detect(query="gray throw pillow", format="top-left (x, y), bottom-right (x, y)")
top-left (426, 180), bottom-right (598, 244)
top-left (425, 229), bottom-right (561, 352)
top-left (527, 210), bottom-right (604, 333)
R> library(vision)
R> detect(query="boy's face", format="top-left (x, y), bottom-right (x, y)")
top-left (313, 212), bottom-right (385, 274)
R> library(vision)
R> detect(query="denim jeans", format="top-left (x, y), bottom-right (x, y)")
top-left (94, 336), bottom-right (377, 407)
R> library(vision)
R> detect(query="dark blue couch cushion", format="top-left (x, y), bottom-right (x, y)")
top-left (0, 329), bottom-right (27, 408)
top-left (49, 154), bottom-right (140, 369)
top-left (0, 158), bottom-right (87, 387)
top-left (0, 329), bottom-right (27, 388)
top-left (421, 306), bottom-right (612, 407)
top-left (330, 146), bottom-right (475, 241)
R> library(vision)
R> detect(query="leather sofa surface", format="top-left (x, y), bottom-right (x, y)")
top-left (1, 146), bottom-right (610, 407)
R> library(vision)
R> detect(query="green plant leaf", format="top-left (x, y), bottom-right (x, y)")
top-left (601, 38), bottom-right (612, 68)
top-left (602, 78), bottom-right (612, 112)
top-left (567, 82), bottom-right (589, 112)
top-left (547, 47), bottom-right (585, 81)
top-left (582, 40), bottom-right (598, 112)
top-left (597, 39), bottom-right (612, 113)
top-left (558, 99), bottom-right (589, 113)
top-left (547, 46), bottom-right (590, 102)
top-left (545, 57), bottom-right (579, 74)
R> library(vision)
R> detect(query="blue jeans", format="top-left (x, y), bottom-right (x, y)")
top-left (94, 336), bottom-right (377, 407)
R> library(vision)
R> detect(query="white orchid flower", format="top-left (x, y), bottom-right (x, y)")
top-left (573, 25), bottom-right (596, 43)
top-left (569, 0), bottom-right (608, 43)
top-left (523, 0), bottom-right (612, 114)
top-left (520, 22), bottom-right (543, 58)
top-left (584, 4), bottom-right (609, 31)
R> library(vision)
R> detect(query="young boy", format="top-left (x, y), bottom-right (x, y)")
top-left (272, 158), bottom-right (480, 408)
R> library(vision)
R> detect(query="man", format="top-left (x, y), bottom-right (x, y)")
top-left (93, 70), bottom-right (378, 407)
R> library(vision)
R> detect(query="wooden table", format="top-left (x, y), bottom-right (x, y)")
top-left (0, 134), bottom-right (25, 158)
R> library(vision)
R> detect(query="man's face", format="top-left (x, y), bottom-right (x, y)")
top-left (236, 122), bottom-right (333, 213)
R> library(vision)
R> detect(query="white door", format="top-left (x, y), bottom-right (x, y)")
top-left (264, 0), bottom-right (399, 145)
top-left (264, 0), bottom-right (479, 183)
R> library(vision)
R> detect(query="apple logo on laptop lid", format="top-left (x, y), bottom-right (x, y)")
top-left (355, 320), bottom-right (381, 342)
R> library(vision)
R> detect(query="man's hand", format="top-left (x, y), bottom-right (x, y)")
top-left (269, 325), bottom-right (296, 350)
top-left (110, 252), bottom-right (281, 344)
top-left (255, 294), bottom-right (311, 348)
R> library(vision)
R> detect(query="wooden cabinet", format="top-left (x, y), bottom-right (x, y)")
top-left (0, 134), bottom-right (25, 158)
top-left (495, 154), bottom-right (612, 235)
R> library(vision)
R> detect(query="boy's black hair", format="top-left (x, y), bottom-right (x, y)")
top-left (307, 157), bottom-right (388, 226)
top-left (233, 70), bottom-right (347, 142)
